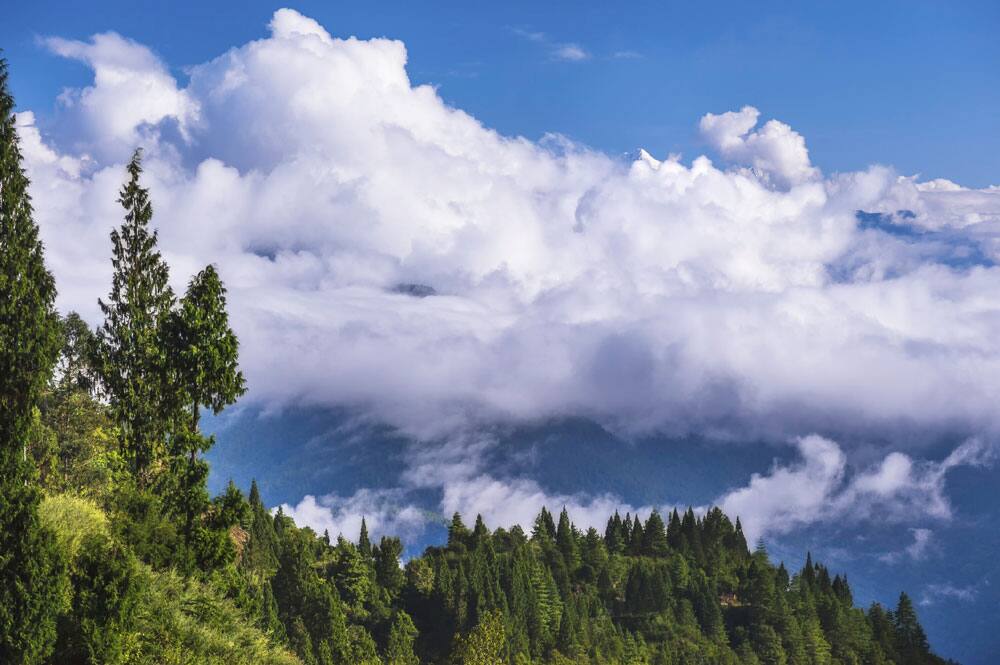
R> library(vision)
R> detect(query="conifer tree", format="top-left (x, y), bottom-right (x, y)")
top-left (556, 508), bottom-right (581, 572)
top-left (605, 511), bottom-right (624, 554)
top-left (96, 149), bottom-right (175, 483)
top-left (0, 55), bottom-right (61, 483)
top-left (385, 610), bottom-right (420, 665)
top-left (449, 512), bottom-right (470, 549)
top-left (375, 535), bottom-right (405, 597)
top-left (329, 535), bottom-right (373, 613)
top-left (622, 513), bottom-right (634, 550)
top-left (629, 516), bottom-right (644, 555)
top-left (0, 56), bottom-right (68, 665)
top-left (534, 507), bottom-right (556, 541)
top-left (473, 513), bottom-right (490, 545)
top-left (582, 527), bottom-right (609, 579)
top-left (160, 264), bottom-right (245, 558)
top-left (163, 263), bottom-right (245, 435)
top-left (642, 510), bottom-right (669, 557)
top-left (244, 479), bottom-right (279, 571)
top-left (453, 609), bottom-right (505, 665)
top-left (667, 509), bottom-right (683, 549)
top-left (893, 592), bottom-right (929, 661)
top-left (358, 515), bottom-right (373, 557)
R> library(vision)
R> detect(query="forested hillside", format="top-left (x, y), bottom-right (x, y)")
top-left (0, 56), bottom-right (953, 665)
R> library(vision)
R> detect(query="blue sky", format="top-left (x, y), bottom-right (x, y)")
top-left (5, 0), bottom-right (1000, 186)
top-left (5, 3), bottom-right (1000, 663)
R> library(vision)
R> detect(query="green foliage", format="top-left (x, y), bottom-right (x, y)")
top-left (95, 149), bottom-right (175, 483)
top-left (386, 610), bottom-right (420, 665)
top-left (453, 609), bottom-right (505, 665)
top-left (126, 564), bottom-right (300, 665)
top-left (163, 263), bottom-right (246, 431)
top-left (39, 493), bottom-right (109, 562)
top-left (0, 56), bottom-right (68, 664)
top-left (55, 534), bottom-right (140, 664)
top-left (0, 482), bottom-right (69, 664)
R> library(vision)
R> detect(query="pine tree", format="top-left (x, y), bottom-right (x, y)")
top-left (629, 516), bottom-right (644, 555)
top-left (375, 535), bottom-right (405, 597)
top-left (667, 509), bottom-right (683, 549)
top-left (385, 610), bottom-right (420, 665)
top-left (473, 513), bottom-right (490, 546)
top-left (582, 527), bottom-right (609, 580)
top-left (556, 508), bottom-right (581, 572)
top-left (244, 479), bottom-right (279, 571)
top-left (96, 149), bottom-right (175, 483)
top-left (328, 536), bottom-right (372, 613)
top-left (453, 609), bottom-right (505, 665)
top-left (642, 510), bottom-right (669, 557)
top-left (622, 513), bottom-right (634, 550)
top-left (449, 512), bottom-right (470, 549)
top-left (0, 55), bottom-right (61, 482)
top-left (605, 511), bottom-right (624, 554)
top-left (159, 264), bottom-right (245, 561)
top-left (163, 263), bottom-right (245, 435)
top-left (893, 592), bottom-right (929, 661)
top-left (359, 515), bottom-right (373, 557)
top-left (533, 507), bottom-right (556, 541)
top-left (0, 56), bottom-right (68, 665)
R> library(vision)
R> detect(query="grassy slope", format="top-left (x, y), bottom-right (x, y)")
top-left (40, 494), bottom-right (300, 665)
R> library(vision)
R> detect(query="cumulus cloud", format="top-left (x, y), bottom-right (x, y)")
top-left (714, 436), bottom-right (994, 543)
top-left (275, 428), bottom-right (652, 539)
top-left (699, 105), bottom-right (819, 188)
top-left (19, 6), bottom-right (1000, 508)
top-left (41, 32), bottom-right (198, 158)
top-left (279, 488), bottom-right (427, 542)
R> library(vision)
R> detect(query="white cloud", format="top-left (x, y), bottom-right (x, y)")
top-left (279, 488), bottom-right (427, 542)
top-left (19, 8), bottom-right (1000, 455)
top-left (879, 527), bottom-right (934, 563)
top-left (41, 32), bottom-right (198, 159)
top-left (920, 582), bottom-right (980, 606)
top-left (699, 105), bottom-right (819, 188)
top-left (512, 27), bottom-right (590, 62)
top-left (714, 436), bottom-right (993, 543)
top-left (439, 474), bottom-right (637, 533)
top-left (553, 44), bottom-right (589, 62)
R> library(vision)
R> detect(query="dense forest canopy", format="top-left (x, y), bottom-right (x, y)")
top-left (0, 56), bottom-right (955, 665)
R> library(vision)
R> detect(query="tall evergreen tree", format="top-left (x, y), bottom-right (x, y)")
top-left (96, 149), bottom-right (175, 483)
top-left (244, 479), bottom-right (280, 572)
top-left (642, 510), bottom-right (669, 557)
top-left (448, 512), bottom-right (469, 549)
top-left (556, 508), bottom-right (581, 572)
top-left (159, 264), bottom-right (245, 560)
top-left (375, 535), bottom-right (405, 597)
top-left (605, 511), bottom-right (624, 554)
top-left (385, 610), bottom-right (420, 665)
top-left (628, 516), bottom-right (644, 556)
top-left (0, 56), bottom-right (68, 665)
top-left (893, 592), bottom-right (930, 661)
top-left (163, 263), bottom-right (245, 436)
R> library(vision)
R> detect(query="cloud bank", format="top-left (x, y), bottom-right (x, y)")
top-left (714, 436), bottom-right (992, 543)
top-left (17, 9), bottom-right (1000, 541)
